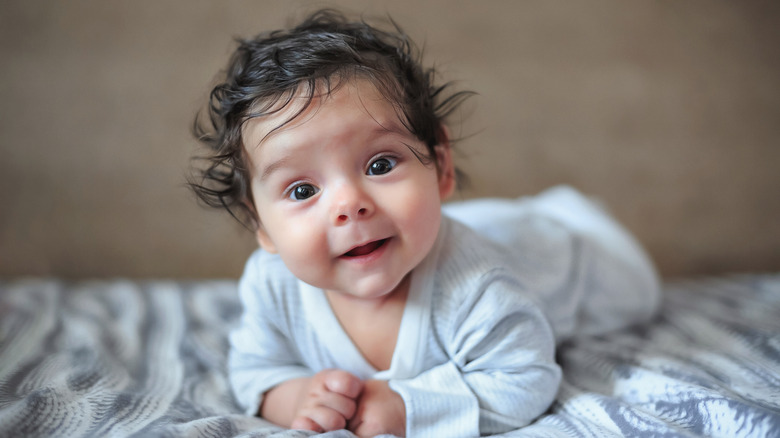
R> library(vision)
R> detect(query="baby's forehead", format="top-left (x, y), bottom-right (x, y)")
top-left (243, 79), bottom-right (407, 149)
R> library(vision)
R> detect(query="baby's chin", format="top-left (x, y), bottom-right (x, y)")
top-left (326, 273), bottom-right (412, 302)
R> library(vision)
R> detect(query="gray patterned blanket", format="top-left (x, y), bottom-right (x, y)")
top-left (1, 275), bottom-right (778, 437)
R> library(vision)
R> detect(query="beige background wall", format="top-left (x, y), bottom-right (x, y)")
top-left (1, 1), bottom-right (778, 279)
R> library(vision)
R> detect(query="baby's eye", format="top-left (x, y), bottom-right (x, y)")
top-left (288, 183), bottom-right (319, 201)
top-left (367, 157), bottom-right (397, 176)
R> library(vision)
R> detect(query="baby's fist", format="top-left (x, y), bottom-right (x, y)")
top-left (290, 369), bottom-right (364, 432)
top-left (348, 380), bottom-right (406, 437)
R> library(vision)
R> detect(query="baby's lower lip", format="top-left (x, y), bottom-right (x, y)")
top-left (341, 239), bottom-right (388, 258)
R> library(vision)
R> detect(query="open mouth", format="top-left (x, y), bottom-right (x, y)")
top-left (342, 238), bottom-right (389, 258)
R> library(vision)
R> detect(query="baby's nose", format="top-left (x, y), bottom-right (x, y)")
top-left (332, 185), bottom-right (374, 224)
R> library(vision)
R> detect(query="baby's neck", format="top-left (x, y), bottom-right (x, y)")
top-left (325, 275), bottom-right (411, 371)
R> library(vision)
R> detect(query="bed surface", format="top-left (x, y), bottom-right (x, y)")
top-left (1, 275), bottom-right (778, 437)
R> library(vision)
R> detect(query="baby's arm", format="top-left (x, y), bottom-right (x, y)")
top-left (229, 251), bottom-right (370, 432)
top-left (389, 274), bottom-right (562, 436)
top-left (262, 370), bottom-right (363, 432)
top-left (228, 251), bottom-right (320, 421)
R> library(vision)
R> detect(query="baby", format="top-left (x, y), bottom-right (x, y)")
top-left (189, 9), bottom-right (660, 437)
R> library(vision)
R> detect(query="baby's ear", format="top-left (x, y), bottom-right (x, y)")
top-left (255, 224), bottom-right (278, 254)
top-left (435, 124), bottom-right (456, 199)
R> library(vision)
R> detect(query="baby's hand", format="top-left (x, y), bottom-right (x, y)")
top-left (348, 379), bottom-right (406, 437)
top-left (289, 369), bottom-right (364, 433)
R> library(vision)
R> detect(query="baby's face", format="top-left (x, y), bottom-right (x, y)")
top-left (243, 80), bottom-right (454, 300)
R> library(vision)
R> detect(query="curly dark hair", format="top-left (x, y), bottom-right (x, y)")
top-left (189, 8), bottom-right (473, 230)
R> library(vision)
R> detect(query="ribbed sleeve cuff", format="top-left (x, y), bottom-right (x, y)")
top-left (389, 361), bottom-right (479, 437)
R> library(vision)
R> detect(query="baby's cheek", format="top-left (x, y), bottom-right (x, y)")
top-left (282, 236), bottom-right (333, 284)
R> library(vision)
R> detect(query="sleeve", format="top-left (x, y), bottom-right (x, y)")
top-left (228, 251), bottom-right (313, 416)
top-left (389, 272), bottom-right (562, 436)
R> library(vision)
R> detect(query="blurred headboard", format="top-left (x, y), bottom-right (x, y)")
top-left (1, 1), bottom-right (778, 278)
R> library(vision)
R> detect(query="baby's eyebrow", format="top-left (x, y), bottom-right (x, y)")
top-left (259, 156), bottom-right (292, 181)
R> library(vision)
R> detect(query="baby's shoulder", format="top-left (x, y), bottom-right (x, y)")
top-left (433, 217), bottom-right (519, 289)
top-left (429, 218), bottom-right (551, 320)
top-left (439, 217), bottom-right (513, 263)
top-left (435, 214), bottom-right (579, 300)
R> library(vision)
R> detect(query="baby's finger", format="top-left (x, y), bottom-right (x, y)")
top-left (317, 389), bottom-right (358, 419)
top-left (294, 406), bottom-right (347, 432)
top-left (323, 369), bottom-right (363, 398)
top-left (290, 415), bottom-right (323, 433)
